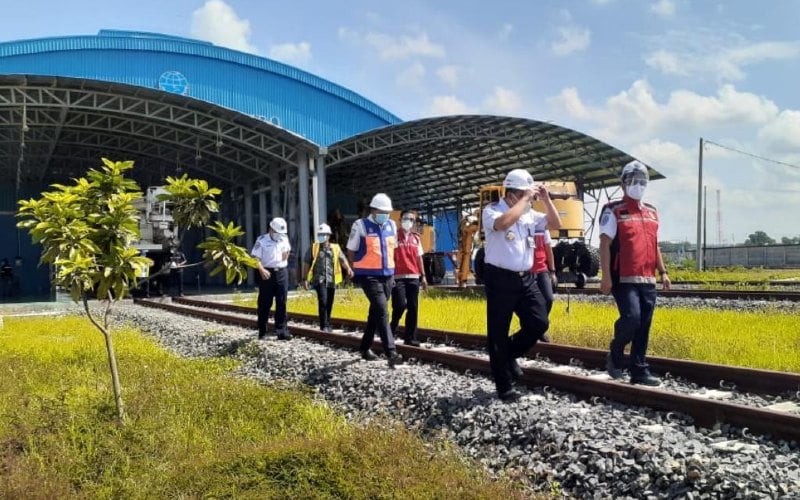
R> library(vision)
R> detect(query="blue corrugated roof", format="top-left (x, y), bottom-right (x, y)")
top-left (0, 30), bottom-right (402, 145)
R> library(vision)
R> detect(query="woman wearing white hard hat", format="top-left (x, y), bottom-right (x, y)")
top-left (482, 168), bottom-right (561, 401)
top-left (598, 160), bottom-right (670, 386)
top-left (346, 193), bottom-right (404, 367)
top-left (251, 216), bottom-right (292, 340)
top-left (302, 223), bottom-right (354, 332)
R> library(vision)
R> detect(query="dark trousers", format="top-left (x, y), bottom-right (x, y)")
top-left (358, 275), bottom-right (396, 353)
top-left (484, 264), bottom-right (549, 393)
top-left (257, 268), bottom-right (288, 335)
top-left (313, 283), bottom-right (336, 329)
top-left (168, 269), bottom-right (184, 297)
top-left (390, 277), bottom-right (420, 341)
top-left (609, 283), bottom-right (657, 376)
top-left (534, 271), bottom-right (554, 313)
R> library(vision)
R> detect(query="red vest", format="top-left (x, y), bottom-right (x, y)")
top-left (605, 198), bottom-right (659, 284)
top-left (532, 233), bottom-right (548, 273)
top-left (394, 230), bottom-right (422, 275)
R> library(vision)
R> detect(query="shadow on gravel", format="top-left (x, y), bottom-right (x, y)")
top-left (302, 359), bottom-right (362, 385)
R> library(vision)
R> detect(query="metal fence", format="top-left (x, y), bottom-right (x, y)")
top-left (661, 244), bottom-right (800, 268)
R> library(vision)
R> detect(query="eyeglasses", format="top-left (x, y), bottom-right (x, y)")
top-left (624, 178), bottom-right (648, 187)
top-left (401, 217), bottom-right (416, 222)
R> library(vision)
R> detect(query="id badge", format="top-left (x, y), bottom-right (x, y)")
top-left (526, 235), bottom-right (535, 248)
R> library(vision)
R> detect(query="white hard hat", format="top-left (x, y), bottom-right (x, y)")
top-left (269, 217), bottom-right (288, 234)
top-left (317, 223), bottom-right (332, 235)
top-left (502, 168), bottom-right (535, 190)
top-left (621, 160), bottom-right (649, 181)
top-left (369, 193), bottom-right (393, 211)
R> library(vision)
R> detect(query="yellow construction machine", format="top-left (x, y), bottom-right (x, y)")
top-left (456, 182), bottom-right (599, 288)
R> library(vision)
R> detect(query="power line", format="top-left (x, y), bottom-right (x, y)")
top-left (704, 139), bottom-right (800, 171)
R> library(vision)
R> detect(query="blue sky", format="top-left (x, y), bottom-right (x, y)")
top-left (3, 0), bottom-right (800, 243)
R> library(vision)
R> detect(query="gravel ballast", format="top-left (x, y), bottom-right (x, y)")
top-left (111, 303), bottom-right (799, 499)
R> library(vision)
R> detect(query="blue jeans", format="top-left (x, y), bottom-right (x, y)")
top-left (610, 283), bottom-right (657, 376)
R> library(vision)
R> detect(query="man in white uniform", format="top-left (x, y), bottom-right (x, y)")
top-left (251, 217), bottom-right (292, 340)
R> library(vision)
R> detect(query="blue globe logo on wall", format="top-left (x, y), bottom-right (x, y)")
top-left (158, 71), bottom-right (189, 95)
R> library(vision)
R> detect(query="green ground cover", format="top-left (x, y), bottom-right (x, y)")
top-left (666, 266), bottom-right (800, 284)
top-left (248, 287), bottom-right (799, 373)
top-left (0, 315), bottom-right (524, 499)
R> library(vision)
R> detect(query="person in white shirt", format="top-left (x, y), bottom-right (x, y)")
top-left (251, 217), bottom-right (292, 340)
top-left (482, 168), bottom-right (561, 401)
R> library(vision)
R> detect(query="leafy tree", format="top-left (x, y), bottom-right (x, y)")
top-left (780, 236), bottom-right (800, 245)
top-left (17, 159), bottom-right (257, 423)
top-left (744, 231), bottom-right (775, 246)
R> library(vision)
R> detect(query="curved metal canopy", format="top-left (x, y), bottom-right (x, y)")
top-left (0, 74), bottom-right (320, 188)
top-left (325, 115), bottom-right (664, 210)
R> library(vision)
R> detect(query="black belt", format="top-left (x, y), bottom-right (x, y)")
top-left (486, 263), bottom-right (530, 277)
top-left (265, 267), bottom-right (286, 273)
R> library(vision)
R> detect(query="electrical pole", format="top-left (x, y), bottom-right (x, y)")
top-left (716, 189), bottom-right (722, 246)
top-left (696, 138), bottom-right (704, 271)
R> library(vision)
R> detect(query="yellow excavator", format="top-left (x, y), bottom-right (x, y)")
top-left (456, 182), bottom-right (599, 288)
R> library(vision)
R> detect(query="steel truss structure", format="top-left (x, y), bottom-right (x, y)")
top-left (325, 115), bottom-right (664, 212)
top-left (0, 75), bottom-right (319, 188)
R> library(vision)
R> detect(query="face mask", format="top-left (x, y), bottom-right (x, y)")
top-left (374, 213), bottom-right (389, 225)
top-left (271, 233), bottom-right (285, 242)
top-left (401, 220), bottom-right (413, 231)
top-left (626, 184), bottom-right (647, 200)
top-left (317, 235), bottom-right (328, 243)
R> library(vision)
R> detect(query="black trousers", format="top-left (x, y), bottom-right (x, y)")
top-left (484, 264), bottom-right (549, 393)
top-left (534, 271), bottom-right (554, 313)
top-left (313, 283), bottom-right (336, 329)
top-left (257, 268), bottom-right (288, 335)
top-left (390, 277), bottom-right (420, 341)
top-left (168, 269), bottom-right (184, 297)
top-left (358, 275), bottom-right (396, 353)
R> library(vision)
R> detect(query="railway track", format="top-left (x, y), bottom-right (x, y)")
top-left (135, 297), bottom-right (800, 442)
top-left (436, 285), bottom-right (800, 302)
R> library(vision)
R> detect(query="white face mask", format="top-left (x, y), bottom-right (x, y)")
top-left (271, 233), bottom-right (285, 242)
top-left (401, 220), bottom-right (413, 231)
top-left (374, 213), bottom-right (390, 225)
top-left (626, 184), bottom-right (647, 200)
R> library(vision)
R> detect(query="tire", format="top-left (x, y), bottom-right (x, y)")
top-left (553, 241), bottom-right (572, 272)
top-left (574, 243), bottom-right (600, 277)
top-left (575, 272), bottom-right (587, 289)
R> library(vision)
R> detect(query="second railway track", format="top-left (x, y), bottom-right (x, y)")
top-left (135, 297), bottom-right (800, 443)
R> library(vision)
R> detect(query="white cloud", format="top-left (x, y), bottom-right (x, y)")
top-left (552, 25), bottom-right (591, 56)
top-left (396, 61), bottom-right (426, 88)
top-left (338, 28), bottom-right (445, 60)
top-left (651, 0), bottom-right (676, 18)
top-left (551, 80), bottom-right (780, 143)
top-left (482, 86), bottom-right (522, 115)
top-left (644, 32), bottom-right (800, 81)
top-left (428, 95), bottom-right (472, 116)
top-left (268, 42), bottom-right (311, 66)
top-left (190, 0), bottom-right (257, 54)
top-left (436, 65), bottom-right (460, 89)
top-left (758, 110), bottom-right (800, 153)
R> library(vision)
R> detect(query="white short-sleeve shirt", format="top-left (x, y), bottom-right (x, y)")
top-left (482, 199), bottom-right (545, 272)
top-left (598, 206), bottom-right (618, 240)
top-left (251, 234), bottom-right (291, 268)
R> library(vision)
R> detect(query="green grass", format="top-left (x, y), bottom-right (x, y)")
top-left (254, 287), bottom-right (800, 373)
top-left (0, 315), bottom-right (526, 499)
top-left (666, 265), bottom-right (800, 284)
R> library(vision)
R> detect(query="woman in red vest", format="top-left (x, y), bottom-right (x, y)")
top-left (390, 209), bottom-right (427, 346)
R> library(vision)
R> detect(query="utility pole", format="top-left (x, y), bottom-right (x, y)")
top-left (696, 138), bottom-right (704, 271)
top-left (703, 185), bottom-right (708, 267)
top-left (716, 189), bottom-right (722, 246)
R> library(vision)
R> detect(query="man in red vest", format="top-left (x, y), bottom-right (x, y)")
top-left (530, 220), bottom-right (556, 343)
top-left (390, 209), bottom-right (427, 346)
top-left (347, 193), bottom-right (404, 367)
top-left (599, 160), bottom-right (671, 386)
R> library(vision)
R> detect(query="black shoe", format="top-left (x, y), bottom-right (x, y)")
top-left (404, 339), bottom-right (421, 347)
top-left (387, 350), bottom-right (404, 367)
top-left (498, 389), bottom-right (520, 402)
top-left (606, 354), bottom-right (625, 380)
top-left (361, 349), bottom-right (379, 361)
top-left (509, 358), bottom-right (523, 380)
top-left (258, 331), bottom-right (267, 340)
top-left (277, 332), bottom-right (292, 341)
top-left (540, 332), bottom-right (552, 343)
top-left (631, 371), bottom-right (661, 386)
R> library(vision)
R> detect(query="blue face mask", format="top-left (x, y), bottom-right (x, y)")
top-left (374, 213), bottom-right (389, 225)
top-left (317, 235), bottom-right (328, 243)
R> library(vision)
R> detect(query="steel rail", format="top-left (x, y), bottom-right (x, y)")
top-left (135, 298), bottom-right (800, 442)
top-left (172, 296), bottom-right (800, 395)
